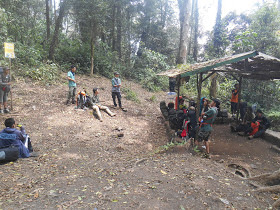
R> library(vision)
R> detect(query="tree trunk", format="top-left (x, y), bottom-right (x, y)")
top-left (209, 73), bottom-right (217, 99)
top-left (213, 0), bottom-right (222, 56)
top-left (46, 0), bottom-right (50, 40)
top-left (116, 0), bottom-right (122, 59)
top-left (177, 0), bottom-right (192, 64)
top-left (48, 0), bottom-right (68, 61)
top-left (90, 36), bottom-right (95, 76)
top-left (192, 0), bottom-right (199, 62)
top-left (111, 0), bottom-right (116, 50)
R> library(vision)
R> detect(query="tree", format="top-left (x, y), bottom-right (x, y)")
top-left (49, 0), bottom-right (69, 61)
top-left (46, 0), bottom-right (50, 40)
top-left (177, 0), bottom-right (192, 64)
top-left (210, 0), bottom-right (223, 99)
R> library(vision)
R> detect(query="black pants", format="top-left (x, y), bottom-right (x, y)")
top-left (112, 92), bottom-right (122, 108)
top-left (231, 102), bottom-right (238, 114)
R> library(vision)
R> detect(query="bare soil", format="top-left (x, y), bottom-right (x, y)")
top-left (0, 74), bottom-right (279, 209)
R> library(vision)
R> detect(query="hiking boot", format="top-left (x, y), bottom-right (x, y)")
top-left (193, 145), bottom-right (200, 153)
top-left (4, 108), bottom-right (10, 113)
top-left (121, 107), bottom-right (127, 112)
top-left (29, 152), bottom-right (39, 157)
top-left (248, 135), bottom-right (254, 140)
top-left (202, 153), bottom-right (211, 159)
top-left (0, 109), bottom-right (3, 114)
top-left (237, 132), bottom-right (244, 136)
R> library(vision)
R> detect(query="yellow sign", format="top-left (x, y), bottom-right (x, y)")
top-left (4, 42), bottom-right (15, 58)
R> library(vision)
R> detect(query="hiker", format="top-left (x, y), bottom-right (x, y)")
top-left (248, 109), bottom-right (270, 139)
top-left (112, 72), bottom-right (124, 110)
top-left (231, 105), bottom-right (255, 132)
top-left (89, 88), bottom-right (116, 122)
top-left (0, 67), bottom-right (11, 113)
top-left (66, 65), bottom-right (77, 105)
top-left (178, 98), bottom-right (188, 112)
top-left (76, 89), bottom-right (91, 109)
top-left (230, 84), bottom-right (239, 117)
top-left (167, 102), bottom-right (178, 130)
top-left (194, 99), bottom-right (220, 158)
top-left (187, 106), bottom-right (197, 140)
top-left (240, 119), bottom-right (260, 139)
top-left (0, 118), bottom-right (35, 158)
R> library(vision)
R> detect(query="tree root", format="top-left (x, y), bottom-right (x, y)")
top-left (272, 198), bottom-right (280, 209)
top-left (271, 145), bottom-right (280, 154)
top-left (255, 185), bottom-right (280, 193)
top-left (247, 169), bottom-right (280, 185)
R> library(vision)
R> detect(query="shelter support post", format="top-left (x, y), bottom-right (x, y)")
top-left (196, 73), bottom-right (203, 120)
top-left (177, 75), bottom-right (181, 110)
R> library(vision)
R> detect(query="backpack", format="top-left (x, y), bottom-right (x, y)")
top-left (0, 145), bottom-right (19, 162)
top-left (76, 91), bottom-right (91, 109)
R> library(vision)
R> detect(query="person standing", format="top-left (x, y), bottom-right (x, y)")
top-left (112, 72), bottom-right (123, 110)
top-left (230, 84), bottom-right (239, 117)
top-left (66, 65), bottom-right (77, 105)
top-left (0, 67), bottom-right (11, 113)
top-left (194, 99), bottom-right (220, 158)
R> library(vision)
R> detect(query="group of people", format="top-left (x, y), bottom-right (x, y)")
top-left (66, 65), bottom-right (126, 121)
top-left (164, 96), bottom-right (220, 158)
top-left (0, 67), bottom-right (36, 161)
top-left (230, 83), bottom-right (271, 139)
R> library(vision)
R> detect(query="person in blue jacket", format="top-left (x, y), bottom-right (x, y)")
top-left (0, 118), bottom-right (34, 158)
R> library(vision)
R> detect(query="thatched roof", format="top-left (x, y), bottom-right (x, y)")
top-left (158, 51), bottom-right (280, 80)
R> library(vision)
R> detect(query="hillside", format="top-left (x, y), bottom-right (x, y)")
top-left (0, 74), bottom-right (278, 209)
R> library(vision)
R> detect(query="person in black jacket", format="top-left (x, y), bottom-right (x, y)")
top-left (248, 109), bottom-right (270, 139)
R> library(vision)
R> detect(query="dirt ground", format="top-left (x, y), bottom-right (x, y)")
top-left (0, 74), bottom-right (279, 209)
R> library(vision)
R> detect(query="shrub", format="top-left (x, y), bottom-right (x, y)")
top-left (122, 87), bottom-right (140, 103)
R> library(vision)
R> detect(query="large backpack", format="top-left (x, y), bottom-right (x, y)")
top-left (0, 145), bottom-right (19, 162)
top-left (76, 91), bottom-right (91, 109)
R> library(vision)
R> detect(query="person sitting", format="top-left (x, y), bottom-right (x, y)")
top-left (232, 105), bottom-right (255, 132)
top-left (0, 118), bottom-right (35, 158)
top-left (249, 109), bottom-right (270, 139)
top-left (89, 88), bottom-right (116, 122)
top-left (178, 98), bottom-right (188, 113)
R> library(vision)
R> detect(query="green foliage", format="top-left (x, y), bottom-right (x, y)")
top-left (267, 111), bottom-right (280, 132)
top-left (0, 7), bottom-right (8, 43)
top-left (56, 39), bottom-right (91, 73)
top-left (122, 87), bottom-right (140, 103)
top-left (131, 48), bottom-right (169, 91)
top-left (14, 42), bottom-right (44, 66)
top-left (16, 62), bottom-right (60, 83)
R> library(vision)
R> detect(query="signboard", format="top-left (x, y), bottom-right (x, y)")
top-left (4, 42), bottom-right (15, 58)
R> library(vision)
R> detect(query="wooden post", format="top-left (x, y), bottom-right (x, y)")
top-left (177, 75), bottom-right (181, 110)
top-left (196, 73), bottom-right (202, 120)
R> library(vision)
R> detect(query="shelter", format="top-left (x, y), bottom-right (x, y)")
top-left (158, 51), bottom-right (280, 117)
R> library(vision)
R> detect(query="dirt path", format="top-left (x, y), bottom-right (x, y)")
top-left (0, 74), bottom-right (279, 209)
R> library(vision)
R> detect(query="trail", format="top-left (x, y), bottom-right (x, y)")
top-left (0, 74), bottom-right (278, 209)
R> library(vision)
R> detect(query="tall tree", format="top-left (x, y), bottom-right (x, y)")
top-left (177, 0), bottom-right (192, 64)
top-left (49, 0), bottom-right (68, 60)
top-left (210, 0), bottom-right (222, 98)
top-left (46, 0), bottom-right (50, 40)
top-left (192, 0), bottom-right (199, 61)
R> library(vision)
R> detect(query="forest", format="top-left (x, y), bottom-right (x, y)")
top-left (0, 0), bottom-right (280, 127)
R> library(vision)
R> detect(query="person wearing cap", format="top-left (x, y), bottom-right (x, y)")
top-left (66, 65), bottom-right (77, 105)
top-left (248, 109), bottom-right (270, 139)
top-left (0, 67), bottom-right (11, 113)
top-left (90, 88), bottom-right (116, 122)
top-left (111, 72), bottom-right (124, 110)
top-left (194, 98), bottom-right (220, 158)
